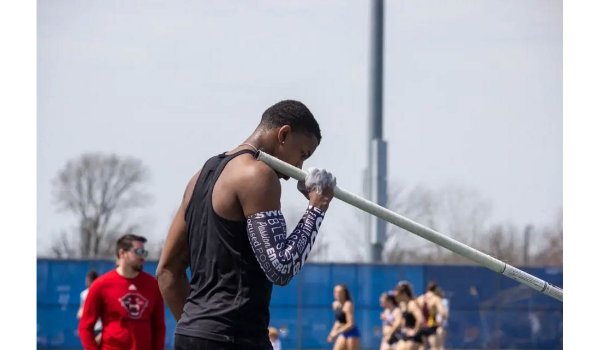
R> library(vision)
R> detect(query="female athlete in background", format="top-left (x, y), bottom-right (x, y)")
top-left (327, 284), bottom-right (361, 350)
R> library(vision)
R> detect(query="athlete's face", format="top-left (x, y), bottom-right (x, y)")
top-left (334, 285), bottom-right (345, 301)
top-left (275, 127), bottom-right (319, 179)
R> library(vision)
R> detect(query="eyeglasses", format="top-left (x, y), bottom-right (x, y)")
top-left (129, 247), bottom-right (148, 258)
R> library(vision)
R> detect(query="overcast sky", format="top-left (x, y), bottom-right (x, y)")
top-left (37, 0), bottom-right (562, 261)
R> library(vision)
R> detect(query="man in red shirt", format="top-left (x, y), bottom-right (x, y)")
top-left (78, 234), bottom-right (166, 350)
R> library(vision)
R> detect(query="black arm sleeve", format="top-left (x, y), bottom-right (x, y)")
top-left (246, 206), bottom-right (325, 286)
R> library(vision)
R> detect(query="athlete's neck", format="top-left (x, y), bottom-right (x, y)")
top-left (241, 129), bottom-right (277, 155)
top-left (116, 264), bottom-right (140, 279)
top-left (240, 137), bottom-right (263, 153)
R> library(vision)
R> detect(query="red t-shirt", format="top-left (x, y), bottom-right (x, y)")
top-left (78, 270), bottom-right (166, 350)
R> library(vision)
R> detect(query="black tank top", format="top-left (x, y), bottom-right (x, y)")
top-left (175, 150), bottom-right (273, 348)
top-left (334, 303), bottom-right (347, 323)
top-left (402, 310), bottom-right (417, 329)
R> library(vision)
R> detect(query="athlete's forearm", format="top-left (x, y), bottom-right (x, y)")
top-left (328, 321), bottom-right (341, 336)
top-left (334, 321), bottom-right (356, 335)
top-left (157, 268), bottom-right (190, 321)
top-left (246, 206), bottom-right (325, 286)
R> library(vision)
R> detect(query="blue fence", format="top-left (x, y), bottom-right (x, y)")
top-left (37, 259), bottom-right (562, 349)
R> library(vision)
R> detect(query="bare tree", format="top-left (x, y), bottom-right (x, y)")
top-left (383, 184), bottom-right (441, 263)
top-left (484, 223), bottom-right (521, 265)
top-left (383, 183), bottom-right (494, 264)
top-left (532, 209), bottom-right (563, 266)
top-left (303, 177), bottom-right (559, 268)
top-left (50, 153), bottom-right (152, 258)
top-left (50, 230), bottom-right (77, 258)
top-left (383, 183), bottom-right (561, 268)
top-left (318, 182), bottom-right (496, 264)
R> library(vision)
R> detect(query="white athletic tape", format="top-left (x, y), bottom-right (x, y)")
top-left (304, 167), bottom-right (336, 195)
top-left (502, 265), bottom-right (546, 291)
top-left (257, 151), bottom-right (563, 302)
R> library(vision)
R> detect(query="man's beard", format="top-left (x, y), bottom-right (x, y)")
top-left (132, 263), bottom-right (144, 272)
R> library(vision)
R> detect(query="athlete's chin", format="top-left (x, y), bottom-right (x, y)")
top-left (133, 265), bottom-right (144, 272)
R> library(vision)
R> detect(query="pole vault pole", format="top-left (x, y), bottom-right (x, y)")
top-left (257, 151), bottom-right (563, 302)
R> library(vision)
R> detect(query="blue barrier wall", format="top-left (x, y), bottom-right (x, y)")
top-left (37, 260), bottom-right (562, 349)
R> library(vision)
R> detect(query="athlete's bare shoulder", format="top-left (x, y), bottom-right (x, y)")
top-left (235, 153), bottom-right (278, 180)
top-left (342, 300), bottom-right (354, 311)
top-left (226, 153), bottom-right (281, 217)
top-left (223, 153), bottom-right (279, 193)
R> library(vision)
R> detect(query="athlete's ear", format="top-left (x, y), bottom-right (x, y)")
top-left (277, 125), bottom-right (292, 144)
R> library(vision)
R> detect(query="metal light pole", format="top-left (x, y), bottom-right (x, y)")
top-left (366, 0), bottom-right (387, 262)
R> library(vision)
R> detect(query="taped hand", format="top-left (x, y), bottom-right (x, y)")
top-left (304, 167), bottom-right (336, 195)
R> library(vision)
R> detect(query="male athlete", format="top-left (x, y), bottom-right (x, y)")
top-left (157, 100), bottom-right (336, 349)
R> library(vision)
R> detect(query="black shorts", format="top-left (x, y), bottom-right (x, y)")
top-left (387, 332), bottom-right (401, 345)
top-left (420, 326), bottom-right (438, 337)
top-left (401, 332), bottom-right (423, 344)
top-left (174, 334), bottom-right (272, 350)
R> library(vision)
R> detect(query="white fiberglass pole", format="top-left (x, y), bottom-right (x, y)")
top-left (257, 151), bottom-right (563, 302)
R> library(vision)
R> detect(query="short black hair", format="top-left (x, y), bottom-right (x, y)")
top-left (260, 100), bottom-right (321, 142)
top-left (115, 233), bottom-right (147, 258)
top-left (86, 270), bottom-right (99, 282)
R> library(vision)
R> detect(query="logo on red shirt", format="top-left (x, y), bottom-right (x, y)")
top-left (119, 292), bottom-right (149, 319)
